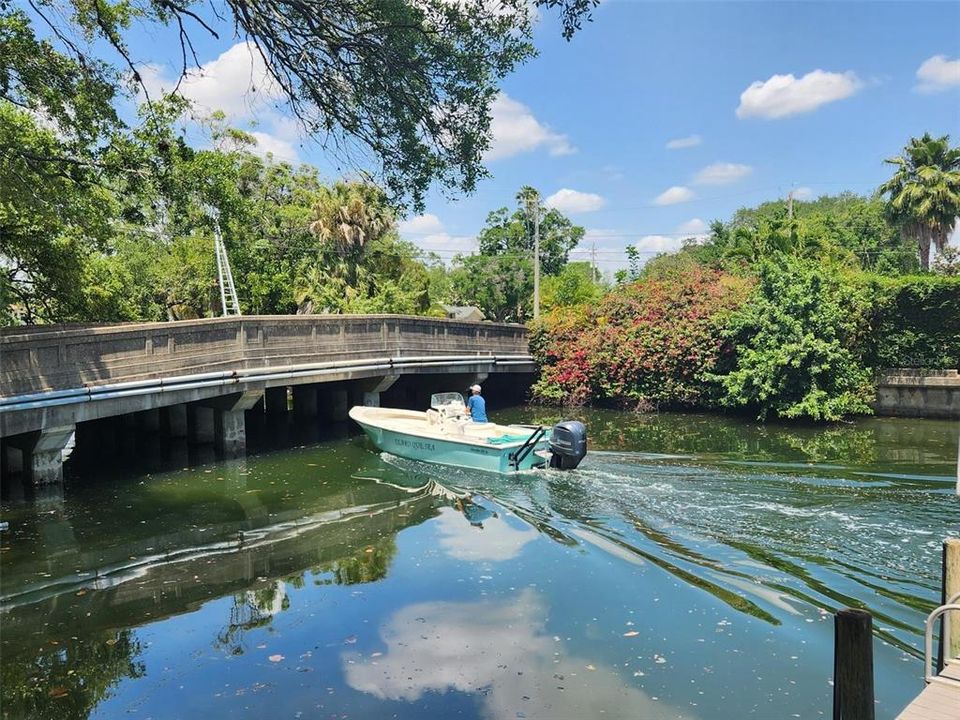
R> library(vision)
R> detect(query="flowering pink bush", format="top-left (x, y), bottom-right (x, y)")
top-left (530, 266), bottom-right (752, 409)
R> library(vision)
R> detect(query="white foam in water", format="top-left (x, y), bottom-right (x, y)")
top-left (550, 447), bottom-right (954, 647)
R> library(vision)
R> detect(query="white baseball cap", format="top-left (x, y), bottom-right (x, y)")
top-left (470, 384), bottom-right (482, 392)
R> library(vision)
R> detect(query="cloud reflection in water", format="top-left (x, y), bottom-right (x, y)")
top-left (434, 505), bottom-right (538, 562)
top-left (344, 589), bottom-right (695, 720)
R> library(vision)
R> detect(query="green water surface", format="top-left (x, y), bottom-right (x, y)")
top-left (0, 410), bottom-right (957, 720)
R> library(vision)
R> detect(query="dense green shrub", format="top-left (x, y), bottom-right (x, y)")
top-left (530, 266), bottom-right (752, 408)
top-left (710, 258), bottom-right (875, 421)
top-left (532, 259), bottom-right (898, 422)
top-left (863, 275), bottom-right (960, 368)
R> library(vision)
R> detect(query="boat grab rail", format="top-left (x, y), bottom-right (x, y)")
top-left (924, 591), bottom-right (960, 685)
top-left (509, 426), bottom-right (546, 471)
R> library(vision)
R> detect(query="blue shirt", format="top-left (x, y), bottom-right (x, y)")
top-left (467, 394), bottom-right (487, 422)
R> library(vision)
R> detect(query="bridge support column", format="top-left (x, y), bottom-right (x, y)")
top-left (2, 443), bottom-right (24, 474)
top-left (358, 375), bottom-right (399, 408)
top-left (162, 405), bottom-right (188, 438)
top-left (4, 425), bottom-right (76, 484)
top-left (293, 385), bottom-right (318, 419)
top-left (188, 406), bottom-right (216, 445)
top-left (319, 385), bottom-right (349, 421)
top-left (265, 386), bottom-right (288, 415)
top-left (214, 391), bottom-right (264, 454)
top-left (188, 391), bottom-right (264, 454)
top-left (136, 408), bottom-right (161, 433)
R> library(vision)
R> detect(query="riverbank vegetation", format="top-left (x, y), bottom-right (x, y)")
top-left (532, 168), bottom-right (960, 420)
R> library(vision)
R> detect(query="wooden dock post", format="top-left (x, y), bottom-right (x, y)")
top-left (938, 538), bottom-right (960, 672)
top-left (834, 608), bottom-right (875, 720)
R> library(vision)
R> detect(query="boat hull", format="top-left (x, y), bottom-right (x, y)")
top-left (352, 417), bottom-right (547, 474)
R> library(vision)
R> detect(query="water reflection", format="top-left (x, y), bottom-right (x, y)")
top-left (215, 580), bottom-right (290, 656)
top-left (520, 408), bottom-right (958, 478)
top-left (0, 447), bottom-right (446, 720)
top-left (344, 589), bottom-right (695, 720)
top-left (435, 504), bottom-right (539, 562)
top-left (0, 411), bottom-right (955, 720)
top-left (0, 629), bottom-right (145, 720)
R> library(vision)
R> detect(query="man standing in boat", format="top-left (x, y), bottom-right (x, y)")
top-left (465, 384), bottom-right (488, 423)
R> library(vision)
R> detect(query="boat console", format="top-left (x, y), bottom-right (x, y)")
top-left (428, 392), bottom-right (471, 434)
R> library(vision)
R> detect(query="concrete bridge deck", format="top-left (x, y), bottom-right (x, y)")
top-left (0, 316), bottom-right (535, 484)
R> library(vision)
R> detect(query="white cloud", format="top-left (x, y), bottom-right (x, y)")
top-left (141, 42), bottom-right (283, 118)
top-left (654, 186), bottom-right (695, 205)
top-left (792, 186), bottom-right (814, 200)
top-left (635, 235), bottom-right (685, 254)
top-left (397, 213), bottom-right (475, 257)
top-left (736, 69), bottom-right (862, 119)
top-left (398, 213), bottom-right (445, 236)
top-left (247, 131), bottom-right (298, 162)
top-left (694, 162), bottom-right (753, 185)
top-left (544, 188), bottom-right (606, 213)
top-left (487, 93), bottom-right (575, 161)
top-left (915, 55), bottom-right (960, 93)
top-left (434, 507), bottom-right (537, 562)
top-left (666, 134), bottom-right (702, 150)
top-left (678, 218), bottom-right (709, 235)
top-left (140, 42), bottom-right (301, 163)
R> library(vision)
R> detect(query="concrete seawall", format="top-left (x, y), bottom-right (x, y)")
top-left (874, 369), bottom-right (960, 419)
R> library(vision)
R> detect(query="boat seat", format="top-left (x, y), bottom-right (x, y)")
top-left (441, 418), bottom-right (467, 435)
top-left (426, 409), bottom-right (440, 426)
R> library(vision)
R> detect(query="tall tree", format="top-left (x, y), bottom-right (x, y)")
top-left (448, 254), bottom-right (532, 323)
top-left (879, 133), bottom-right (960, 271)
top-left (477, 186), bottom-right (584, 275)
top-left (5, 0), bottom-right (598, 211)
top-left (0, 103), bottom-right (117, 323)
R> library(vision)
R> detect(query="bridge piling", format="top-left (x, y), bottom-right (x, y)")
top-left (2, 424), bottom-right (76, 484)
top-left (188, 406), bottom-right (217, 445)
top-left (318, 385), bottom-right (349, 421)
top-left (293, 385), bottom-right (319, 419)
top-left (161, 405), bottom-right (188, 438)
top-left (214, 391), bottom-right (263, 454)
top-left (137, 409), bottom-right (161, 433)
top-left (359, 375), bottom-right (399, 408)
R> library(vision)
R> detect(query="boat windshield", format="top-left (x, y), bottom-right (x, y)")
top-left (430, 392), bottom-right (465, 410)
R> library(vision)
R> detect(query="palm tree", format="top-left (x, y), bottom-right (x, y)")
top-left (879, 133), bottom-right (960, 271)
top-left (297, 181), bottom-right (395, 311)
top-left (308, 181), bottom-right (394, 254)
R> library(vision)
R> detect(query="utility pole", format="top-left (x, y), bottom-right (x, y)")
top-left (591, 241), bottom-right (598, 283)
top-left (787, 189), bottom-right (794, 220)
top-left (533, 203), bottom-right (541, 320)
top-left (523, 190), bottom-right (542, 320)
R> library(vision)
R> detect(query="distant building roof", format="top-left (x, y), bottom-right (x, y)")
top-left (441, 305), bottom-right (486, 322)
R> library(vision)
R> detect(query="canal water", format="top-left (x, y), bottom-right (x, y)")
top-left (0, 410), bottom-right (957, 720)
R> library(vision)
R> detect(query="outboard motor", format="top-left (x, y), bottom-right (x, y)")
top-left (549, 420), bottom-right (587, 470)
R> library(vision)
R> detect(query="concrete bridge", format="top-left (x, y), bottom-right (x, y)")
top-left (0, 316), bottom-right (534, 484)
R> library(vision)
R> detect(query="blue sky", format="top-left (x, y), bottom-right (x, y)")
top-left (128, 1), bottom-right (960, 271)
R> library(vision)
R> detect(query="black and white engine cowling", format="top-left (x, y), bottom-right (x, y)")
top-left (548, 420), bottom-right (587, 470)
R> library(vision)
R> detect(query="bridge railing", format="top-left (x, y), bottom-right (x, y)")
top-left (0, 316), bottom-right (530, 397)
